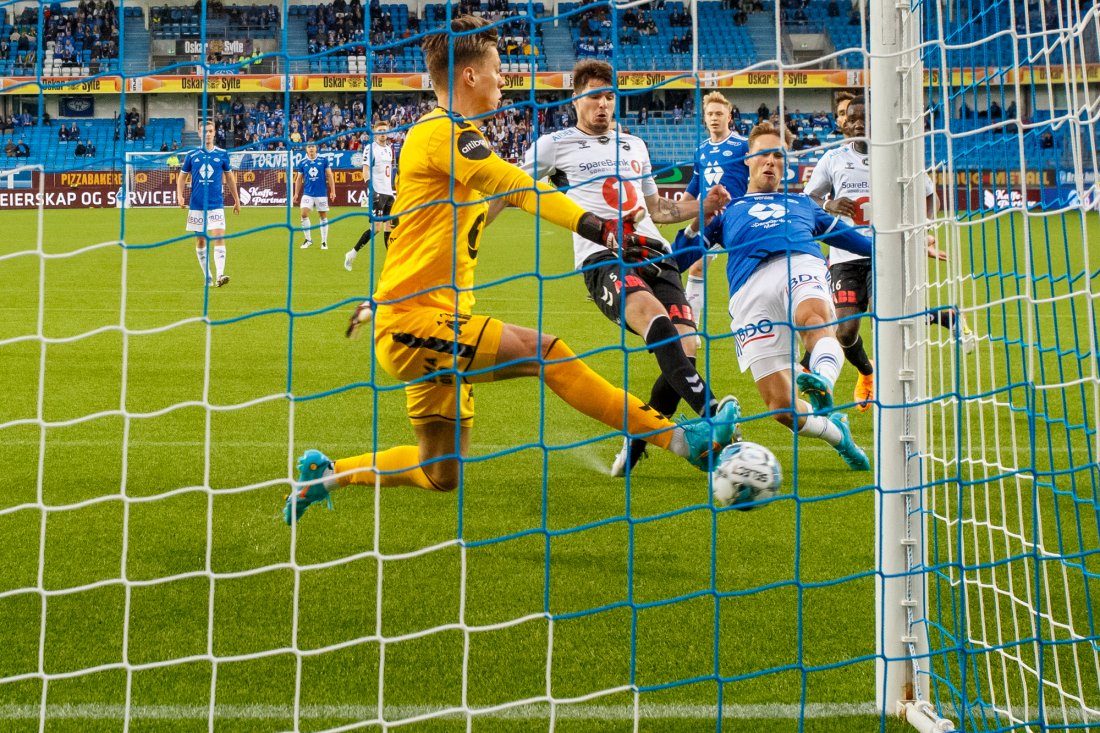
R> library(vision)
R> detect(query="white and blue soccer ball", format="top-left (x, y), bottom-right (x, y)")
top-left (711, 441), bottom-right (782, 509)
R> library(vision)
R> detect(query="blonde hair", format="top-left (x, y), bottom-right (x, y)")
top-left (421, 15), bottom-right (499, 91)
top-left (702, 91), bottom-right (732, 110)
top-left (747, 121), bottom-right (792, 148)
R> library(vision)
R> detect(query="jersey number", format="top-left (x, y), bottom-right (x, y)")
top-left (602, 178), bottom-right (639, 212)
top-left (851, 196), bottom-right (871, 226)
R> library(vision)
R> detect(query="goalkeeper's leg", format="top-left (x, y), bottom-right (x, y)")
top-left (489, 324), bottom-right (727, 469)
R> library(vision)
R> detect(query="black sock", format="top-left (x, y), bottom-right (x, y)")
top-left (353, 229), bottom-right (372, 251)
top-left (843, 334), bottom-right (874, 376)
top-left (799, 350), bottom-right (811, 371)
top-left (626, 357), bottom-right (698, 466)
top-left (383, 229), bottom-right (391, 248)
top-left (644, 316), bottom-right (714, 416)
top-left (928, 308), bottom-right (957, 331)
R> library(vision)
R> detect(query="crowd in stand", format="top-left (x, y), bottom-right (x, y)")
top-left (1, 0), bottom-right (120, 70)
top-left (198, 95), bottom-right (575, 163)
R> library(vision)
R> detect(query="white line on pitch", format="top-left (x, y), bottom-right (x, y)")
top-left (0, 702), bottom-right (880, 721)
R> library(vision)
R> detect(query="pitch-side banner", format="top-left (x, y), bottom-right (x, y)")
top-left (3, 66), bottom-right (1099, 94)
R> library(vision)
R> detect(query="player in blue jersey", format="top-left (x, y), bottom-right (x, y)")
top-left (294, 143), bottom-right (336, 250)
top-left (176, 121), bottom-right (240, 287)
top-left (672, 122), bottom-right (871, 470)
top-left (679, 92), bottom-right (750, 326)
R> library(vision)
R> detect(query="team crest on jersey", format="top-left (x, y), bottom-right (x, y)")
top-left (748, 202), bottom-right (786, 220)
top-left (704, 162), bottom-right (723, 186)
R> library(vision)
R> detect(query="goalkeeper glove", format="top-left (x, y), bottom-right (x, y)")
top-left (345, 300), bottom-right (374, 339)
top-left (577, 207), bottom-right (643, 249)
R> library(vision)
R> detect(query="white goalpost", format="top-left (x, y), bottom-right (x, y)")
top-left (876, 0), bottom-right (1100, 731)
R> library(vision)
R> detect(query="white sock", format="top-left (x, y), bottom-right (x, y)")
top-left (320, 219), bottom-right (329, 244)
top-left (196, 247), bottom-right (208, 278)
top-left (668, 427), bottom-right (689, 458)
top-left (213, 245), bottom-right (226, 277)
top-left (322, 466), bottom-right (338, 491)
top-left (301, 216), bottom-right (311, 241)
top-left (797, 412), bottom-right (843, 446)
top-left (685, 275), bottom-right (705, 321)
top-left (809, 336), bottom-right (843, 386)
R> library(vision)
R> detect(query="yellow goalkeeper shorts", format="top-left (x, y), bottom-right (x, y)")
top-left (373, 307), bottom-right (504, 426)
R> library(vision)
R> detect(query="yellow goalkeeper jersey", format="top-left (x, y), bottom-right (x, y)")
top-left (374, 107), bottom-right (588, 315)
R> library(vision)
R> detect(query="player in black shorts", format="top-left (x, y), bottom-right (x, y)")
top-left (346, 121), bottom-right (398, 271)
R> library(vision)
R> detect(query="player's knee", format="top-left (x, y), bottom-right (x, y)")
top-left (424, 460), bottom-right (460, 492)
top-left (538, 333), bottom-right (561, 359)
top-left (836, 320), bottom-right (860, 347)
top-left (764, 391), bottom-right (794, 416)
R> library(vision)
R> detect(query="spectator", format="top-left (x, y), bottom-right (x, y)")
top-left (1040, 130), bottom-right (1054, 149)
top-left (59, 125), bottom-right (70, 142)
top-left (160, 141), bottom-right (170, 152)
top-left (4, 138), bottom-right (15, 156)
top-left (74, 139), bottom-right (87, 157)
top-left (639, 106), bottom-right (648, 124)
top-left (42, 111), bottom-right (51, 127)
top-left (68, 121), bottom-right (80, 140)
top-left (86, 139), bottom-right (96, 157)
top-left (14, 137), bottom-right (29, 157)
top-left (757, 102), bottom-right (770, 121)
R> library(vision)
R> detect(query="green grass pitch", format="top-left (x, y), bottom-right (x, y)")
top-left (1, 204), bottom-right (1096, 732)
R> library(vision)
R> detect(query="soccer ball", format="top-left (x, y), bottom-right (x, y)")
top-left (711, 441), bottom-right (782, 509)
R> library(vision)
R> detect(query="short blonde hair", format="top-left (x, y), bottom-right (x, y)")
top-left (702, 91), bottom-right (731, 110)
top-left (747, 121), bottom-right (793, 149)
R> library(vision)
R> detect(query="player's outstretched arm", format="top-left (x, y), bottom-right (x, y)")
top-left (646, 184), bottom-right (730, 224)
top-left (813, 204), bottom-right (871, 257)
top-left (670, 212), bottom-right (724, 272)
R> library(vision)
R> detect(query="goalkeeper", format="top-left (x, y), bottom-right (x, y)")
top-left (286, 16), bottom-right (736, 523)
top-left (488, 59), bottom-right (739, 479)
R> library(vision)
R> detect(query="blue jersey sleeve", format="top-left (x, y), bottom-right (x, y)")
top-left (812, 204), bottom-right (873, 258)
top-left (685, 169), bottom-right (700, 199)
top-left (671, 215), bottom-right (723, 272)
top-left (181, 152), bottom-right (192, 173)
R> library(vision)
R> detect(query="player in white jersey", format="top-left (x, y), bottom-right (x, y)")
top-left (176, 121), bottom-right (240, 287)
top-left (345, 121), bottom-right (397, 271)
top-left (488, 60), bottom-right (738, 477)
top-left (803, 96), bottom-right (962, 411)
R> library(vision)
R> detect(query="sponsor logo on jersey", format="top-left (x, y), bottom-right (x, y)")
top-left (457, 130), bottom-right (491, 160)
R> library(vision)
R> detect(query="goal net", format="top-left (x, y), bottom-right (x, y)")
top-left (889, 0), bottom-right (1100, 730)
top-left (5, 0), bottom-right (1100, 731)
